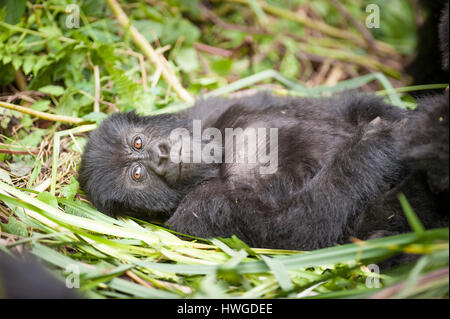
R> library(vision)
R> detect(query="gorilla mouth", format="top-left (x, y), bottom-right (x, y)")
top-left (161, 141), bottom-right (182, 184)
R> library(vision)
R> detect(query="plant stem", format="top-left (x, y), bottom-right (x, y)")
top-left (0, 101), bottom-right (83, 124)
top-left (217, 0), bottom-right (397, 56)
top-left (105, 0), bottom-right (193, 103)
top-left (0, 21), bottom-right (75, 43)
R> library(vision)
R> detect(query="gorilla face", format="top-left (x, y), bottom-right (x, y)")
top-left (78, 112), bottom-right (186, 220)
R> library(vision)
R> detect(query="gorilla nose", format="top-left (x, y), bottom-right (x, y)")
top-left (149, 142), bottom-right (170, 175)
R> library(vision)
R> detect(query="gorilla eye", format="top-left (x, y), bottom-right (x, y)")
top-left (132, 165), bottom-right (142, 181)
top-left (133, 136), bottom-right (143, 149)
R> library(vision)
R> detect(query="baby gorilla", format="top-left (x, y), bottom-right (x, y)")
top-left (78, 93), bottom-right (447, 250)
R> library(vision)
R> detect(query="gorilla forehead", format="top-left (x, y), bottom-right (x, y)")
top-left (93, 112), bottom-right (155, 146)
top-left (94, 111), bottom-right (180, 141)
top-left (85, 112), bottom-right (178, 164)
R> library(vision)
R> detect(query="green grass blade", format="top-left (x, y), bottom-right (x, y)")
top-left (398, 192), bottom-right (426, 235)
top-left (261, 255), bottom-right (294, 292)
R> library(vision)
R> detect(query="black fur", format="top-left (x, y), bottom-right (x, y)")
top-left (439, 3), bottom-right (449, 71)
top-left (395, 2), bottom-right (449, 226)
top-left (79, 92), bottom-right (447, 250)
top-left (400, 91), bottom-right (449, 195)
top-left (0, 253), bottom-right (80, 299)
top-left (407, 0), bottom-right (449, 85)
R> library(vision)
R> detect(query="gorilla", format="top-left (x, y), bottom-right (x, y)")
top-left (78, 91), bottom-right (448, 250)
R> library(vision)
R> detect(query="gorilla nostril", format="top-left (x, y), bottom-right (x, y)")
top-left (157, 142), bottom-right (170, 158)
top-left (150, 142), bottom-right (170, 175)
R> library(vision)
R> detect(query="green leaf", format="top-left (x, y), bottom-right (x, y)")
top-left (22, 55), bottom-right (35, 75)
top-left (31, 100), bottom-right (51, 112)
top-left (11, 56), bottom-right (23, 71)
top-left (26, 160), bottom-right (41, 188)
top-left (175, 48), bottom-right (199, 73)
top-left (398, 192), bottom-right (425, 235)
top-left (215, 235), bottom-right (258, 257)
top-left (261, 255), bottom-right (294, 292)
top-left (0, 0), bottom-right (26, 24)
top-left (211, 58), bottom-right (233, 76)
top-left (38, 26), bottom-right (62, 39)
top-left (0, 63), bottom-right (14, 85)
top-left (0, 216), bottom-right (28, 237)
top-left (32, 55), bottom-right (52, 76)
top-left (60, 176), bottom-right (79, 201)
top-left (37, 191), bottom-right (59, 209)
top-left (38, 85), bottom-right (65, 96)
top-left (279, 52), bottom-right (300, 79)
top-left (81, 0), bottom-right (108, 18)
top-left (20, 129), bottom-right (45, 147)
top-left (161, 18), bottom-right (200, 46)
top-left (56, 93), bottom-right (77, 116)
top-left (217, 249), bottom-right (248, 285)
top-left (82, 112), bottom-right (108, 123)
top-left (0, 167), bottom-right (12, 184)
top-left (248, 0), bottom-right (268, 25)
top-left (9, 159), bottom-right (34, 176)
top-left (68, 137), bottom-right (87, 153)
top-left (133, 20), bottom-right (163, 42)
